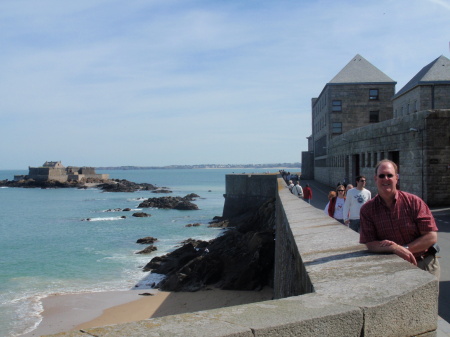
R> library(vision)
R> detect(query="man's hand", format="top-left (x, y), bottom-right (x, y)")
top-left (344, 220), bottom-right (350, 226)
top-left (392, 244), bottom-right (417, 266)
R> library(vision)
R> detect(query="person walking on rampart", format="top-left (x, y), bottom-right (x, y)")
top-left (343, 176), bottom-right (371, 233)
top-left (303, 184), bottom-right (312, 203)
top-left (292, 181), bottom-right (303, 198)
top-left (287, 180), bottom-right (294, 193)
top-left (360, 159), bottom-right (439, 277)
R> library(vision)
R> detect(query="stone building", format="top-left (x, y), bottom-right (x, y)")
top-left (309, 54), bottom-right (396, 173)
top-left (302, 55), bottom-right (450, 206)
top-left (21, 161), bottom-right (109, 182)
top-left (393, 55), bottom-right (450, 116)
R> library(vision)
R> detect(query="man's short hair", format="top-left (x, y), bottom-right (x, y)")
top-left (356, 175), bottom-right (366, 182)
top-left (374, 159), bottom-right (398, 174)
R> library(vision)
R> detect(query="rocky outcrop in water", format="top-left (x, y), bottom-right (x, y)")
top-left (0, 179), bottom-right (81, 189)
top-left (138, 195), bottom-right (199, 210)
top-left (132, 212), bottom-right (151, 217)
top-left (136, 236), bottom-right (158, 244)
top-left (143, 198), bottom-right (275, 292)
top-left (97, 179), bottom-right (159, 192)
top-left (136, 245), bottom-right (157, 254)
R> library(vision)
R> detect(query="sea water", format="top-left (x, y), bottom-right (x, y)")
top-left (0, 168), bottom-right (274, 337)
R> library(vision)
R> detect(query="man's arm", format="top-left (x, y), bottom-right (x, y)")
top-left (365, 240), bottom-right (417, 265)
top-left (407, 231), bottom-right (437, 255)
top-left (365, 231), bottom-right (437, 266)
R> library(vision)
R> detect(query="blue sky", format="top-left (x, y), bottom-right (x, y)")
top-left (1, 0), bottom-right (449, 169)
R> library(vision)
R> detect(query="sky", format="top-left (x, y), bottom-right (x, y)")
top-left (1, 0), bottom-right (449, 169)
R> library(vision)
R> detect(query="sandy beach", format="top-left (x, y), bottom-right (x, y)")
top-left (20, 287), bottom-right (273, 337)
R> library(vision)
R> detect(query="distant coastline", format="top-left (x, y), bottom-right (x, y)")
top-left (96, 163), bottom-right (301, 170)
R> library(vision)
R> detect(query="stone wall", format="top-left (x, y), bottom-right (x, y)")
top-left (47, 175), bottom-right (438, 337)
top-left (394, 84), bottom-right (450, 117)
top-left (316, 109), bottom-right (450, 206)
top-left (222, 173), bottom-right (278, 218)
top-left (28, 167), bottom-right (69, 182)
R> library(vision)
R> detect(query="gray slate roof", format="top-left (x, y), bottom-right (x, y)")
top-left (394, 55), bottom-right (450, 98)
top-left (329, 54), bottom-right (395, 84)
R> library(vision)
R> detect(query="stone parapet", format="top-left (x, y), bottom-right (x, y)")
top-left (46, 175), bottom-right (438, 337)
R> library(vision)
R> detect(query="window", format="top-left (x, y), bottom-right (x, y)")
top-left (373, 152), bottom-right (378, 167)
top-left (369, 111), bottom-right (379, 123)
top-left (332, 122), bottom-right (342, 134)
top-left (369, 89), bottom-right (379, 100)
top-left (332, 100), bottom-right (342, 112)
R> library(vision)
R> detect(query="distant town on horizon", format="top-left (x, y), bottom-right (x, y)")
top-left (95, 162), bottom-right (301, 170)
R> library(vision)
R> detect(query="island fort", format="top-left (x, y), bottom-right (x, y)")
top-left (14, 161), bottom-right (109, 183)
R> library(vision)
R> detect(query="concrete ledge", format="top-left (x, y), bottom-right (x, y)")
top-left (47, 175), bottom-right (438, 337)
top-left (275, 178), bottom-right (438, 336)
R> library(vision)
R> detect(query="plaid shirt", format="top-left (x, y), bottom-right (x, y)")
top-left (360, 191), bottom-right (437, 246)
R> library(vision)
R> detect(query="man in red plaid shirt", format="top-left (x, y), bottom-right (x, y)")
top-left (360, 159), bottom-right (439, 277)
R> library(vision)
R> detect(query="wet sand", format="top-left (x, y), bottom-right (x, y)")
top-left (21, 287), bottom-right (273, 336)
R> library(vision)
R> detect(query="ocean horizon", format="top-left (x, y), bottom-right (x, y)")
top-left (0, 168), bottom-right (277, 337)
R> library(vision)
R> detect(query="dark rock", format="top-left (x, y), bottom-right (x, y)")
top-left (136, 245), bottom-right (157, 254)
top-left (136, 236), bottom-right (158, 244)
top-left (132, 212), bottom-right (151, 217)
top-left (138, 195), bottom-right (199, 210)
top-left (143, 243), bottom-right (200, 274)
top-left (106, 208), bottom-right (122, 212)
top-left (152, 189), bottom-right (172, 194)
top-left (97, 179), bottom-right (158, 193)
top-left (184, 193), bottom-right (200, 200)
top-left (123, 208), bottom-right (132, 211)
top-left (146, 198), bottom-right (276, 292)
top-left (0, 179), bottom-right (79, 189)
top-left (185, 223), bottom-right (201, 227)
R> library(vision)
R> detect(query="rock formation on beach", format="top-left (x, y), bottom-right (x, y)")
top-left (138, 195), bottom-right (199, 210)
top-left (143, 198), bottom-right (275, 292)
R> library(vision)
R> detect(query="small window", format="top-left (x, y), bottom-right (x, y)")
top-left (369, 111), bottom-right (379, 123)
top-left (369, 89), bottom-right (379, 100)
top-left (332, 100), bottom-right (342, 112)
top-left (332, 122), bottom-right (342, 134)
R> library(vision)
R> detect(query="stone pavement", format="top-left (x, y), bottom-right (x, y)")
top-left (299, 179), bottom-right (450, 336)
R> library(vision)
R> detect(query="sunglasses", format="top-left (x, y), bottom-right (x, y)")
top-left (337, 190), bottom-right (345, 192)
top-left (378, 174), bottom-right (394, 179)
top-left (359, 179), bottom-right (366, 182)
